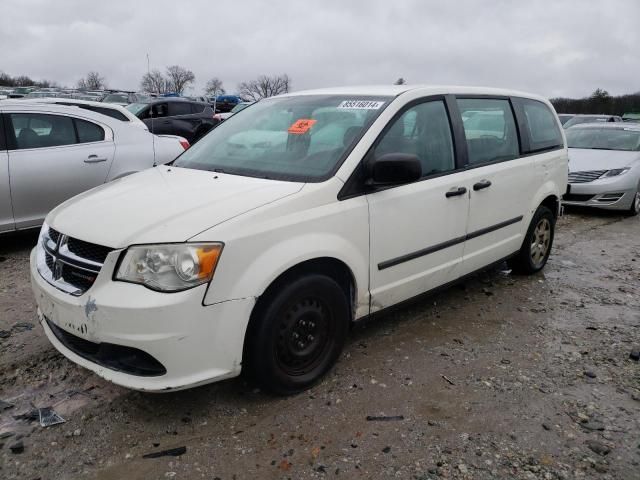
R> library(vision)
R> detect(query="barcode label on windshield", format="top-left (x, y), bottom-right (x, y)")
top-left (337, 100), bottom-right (385, 110)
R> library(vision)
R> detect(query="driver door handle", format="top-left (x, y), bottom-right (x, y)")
top-left (445, 186), bottom-right (467, 198)
top-left (84, 155), bottom-right (107, 163)
top-left (473, 179), bottom-right (492, 191)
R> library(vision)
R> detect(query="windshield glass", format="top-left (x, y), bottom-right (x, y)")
top-left (564, 116), bottom-right (610, 128)
top-left (103, 94), bottom-right (129, 103)
top-left (566, 127), bottom-right (640, 151)
top-left (231, 102), bottom-right (251, 113)
top-left (174, 95), bottom-right (391, 181)
top-left (126, 103), bottom-right (149, 115)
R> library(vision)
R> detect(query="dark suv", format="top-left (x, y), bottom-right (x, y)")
top-left (127, 98), bottom-right (219, 143)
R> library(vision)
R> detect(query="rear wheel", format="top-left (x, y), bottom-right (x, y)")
top-left (244, 274), bottom-right (349, 395)
top-left (508, 205), bottom-right (555, 274)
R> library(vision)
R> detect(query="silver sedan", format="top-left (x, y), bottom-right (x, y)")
top-left (563, 123), bottom-right (640, 215)
top-left (0, 102), bottom-right (188, 233)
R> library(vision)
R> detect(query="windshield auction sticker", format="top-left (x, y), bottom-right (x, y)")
top-left (337, 100), bottom-right (385, 110)
top-left (288, 119), bottom-right (317, 135)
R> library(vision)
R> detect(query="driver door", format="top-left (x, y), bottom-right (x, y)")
top-left (367, 99), bottom-right (470, 312)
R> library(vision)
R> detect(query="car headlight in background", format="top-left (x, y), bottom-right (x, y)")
top-left (601, 168), bottom-right (630, 178)
top-left (115, 243), bottom-right (223, 292)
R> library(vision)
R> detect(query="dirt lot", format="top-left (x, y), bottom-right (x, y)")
top-left (1, 210), bottom-right (639, 480)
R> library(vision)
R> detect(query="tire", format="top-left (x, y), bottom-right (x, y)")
top-left (508, 205), bottom-right (555, 274)
top-left (627, 187), bottom-right (640, 216)
top-left (244, 274), bottom-right (350, 395)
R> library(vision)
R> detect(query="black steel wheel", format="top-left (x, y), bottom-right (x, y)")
top-left (244, 274), bottom-right (349, 395)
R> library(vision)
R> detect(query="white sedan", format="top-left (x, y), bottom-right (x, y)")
top-left (564, 123), bottom-right (640, 214)
top-left (0, 102), bottom-right (188, 233)
top-left (20, 98), bottom-right (149, 130)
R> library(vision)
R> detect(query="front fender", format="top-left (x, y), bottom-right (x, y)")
top-left (203, 232), bottom-right (369, 318)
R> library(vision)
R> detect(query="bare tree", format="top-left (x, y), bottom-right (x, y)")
top-left (140, 69), bottom-right (168, 94)
top-left (77, 71), bottom-right (106, 90)
top-left (394, 77), bottom-right (406, 85)
top-left (165, 65), bottom-right (195, 94)
top-left (238, 74), bottom-right (290, 101)
top-left (205, 77), bottom-right (225, 97)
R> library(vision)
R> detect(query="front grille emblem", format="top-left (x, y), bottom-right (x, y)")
top-left (48, 234), bottom-right (68, 280)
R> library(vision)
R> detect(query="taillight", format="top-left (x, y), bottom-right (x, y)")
top-left (179, 139), bottom-right (190, 150)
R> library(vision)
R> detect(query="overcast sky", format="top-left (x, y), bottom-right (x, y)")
top-left (1, 0), bottom-right (638, 98)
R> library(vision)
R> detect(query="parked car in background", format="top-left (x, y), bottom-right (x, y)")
top-left (8, 87), bottom-right (35, 98)
top-left (557, 114), bottom-right (576, 125)
top-left (102, 92), bottom-right (150, 106)
top-left (563, 114), bottom-right (623, 128)
top-left (30, 85), bottom-right (567, 394)
top-left (126, 98), bottom-right (219, 143)
top-left (213, 94), bottom-right (244, 112)
top-left (563, 123), bottom-right (640, 214)
top-left (213, 101), bottom-right (254, 122)
top-left (21, 98), bottom-right (149, 130)
top-left (0, 102), bottom-right (189, 233)
top-left (622, 113), bottom-right (640, 123)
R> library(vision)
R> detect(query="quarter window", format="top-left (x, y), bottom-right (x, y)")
top-left (521, 99), bottom-right (563, 152)
top-left (374, 100), bottom-right (455, 177)
top-left (458, 98), bottom-right (519, 165)
top-left (75, 119), bottom-right (105, 143)
top-left (10, 113), bottom-right (76, 149)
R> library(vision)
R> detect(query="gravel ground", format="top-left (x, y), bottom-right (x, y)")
top-left (1, 209), bottom-right (639, 480)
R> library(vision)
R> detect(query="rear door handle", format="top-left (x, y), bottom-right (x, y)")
top-left (473, 179), bottom-right (492, 191)
top-left (84, 155), bottom-right (107, 163)
top-left (445, 186), bottom-right (467, 198)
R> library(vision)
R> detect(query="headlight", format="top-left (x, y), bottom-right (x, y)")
top-left (115, 243), bottom-right (223, 292)
top-left (602, 168), bottom-right (630, 178)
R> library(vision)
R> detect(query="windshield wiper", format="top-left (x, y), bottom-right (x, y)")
top-left (591, 147), bottom-right (614, 150)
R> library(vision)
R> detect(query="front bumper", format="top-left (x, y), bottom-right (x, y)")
top-left (30, 248), bottom-right (255, 391)
top-left (562, 178), bottom-right (636, 211)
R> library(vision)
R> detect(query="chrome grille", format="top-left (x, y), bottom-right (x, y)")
top-left (37, 227), bottom-right (113, 296)
top-left (568, 170), bottom-right (607, 183)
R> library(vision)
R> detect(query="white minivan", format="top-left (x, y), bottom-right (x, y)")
top-left (30, 86), bottom-right (568, 394)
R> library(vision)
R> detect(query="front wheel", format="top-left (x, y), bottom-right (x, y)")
top-left (627, 187), bottom-right (640, 216)
top-left (244, 274), bottom-right (350, 395)
top-left (508, 205), bottom-right (555, 274)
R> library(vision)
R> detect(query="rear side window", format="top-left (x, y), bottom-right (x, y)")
top-left (190, 103), bottom-right (205, 114)
top-left (75, 119), bottom-right (105, 143)
top-left (169, 102), bottom-right (192, 116)
top-left (374, 100), bottom-right (455, 177)
top-left (9, 113), bottom-right (76, 149)
top-left (458, 98), bottom-right (519, 165)
top-left (521, 99), bottom-right (563, 152)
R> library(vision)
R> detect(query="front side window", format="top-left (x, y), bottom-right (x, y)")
top-left (566, 127), bottom-right (640, 151)
top-left (10, 113), bottom-right (75, 149)
top-left (174, 95), bottom-right (392, 181)
top-left (522, 99), bottom-right (563, 151)
top-left (152, 103), bottom-right (168, 118)
top-left (374, 100), bottom-right (455, 177)
top-left (458, 98), bottom-right (519, 165)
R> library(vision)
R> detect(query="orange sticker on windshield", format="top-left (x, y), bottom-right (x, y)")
top-left (288, 119), bottom-right (316, 135)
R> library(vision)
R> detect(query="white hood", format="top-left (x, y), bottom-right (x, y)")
top-left (47, 166), bottom-right (303, 248)
top-left (568, 148), bottom-right (640, 172)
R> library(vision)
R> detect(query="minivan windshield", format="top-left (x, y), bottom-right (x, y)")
top-left (566, 127), bottom-right (640, 151)
top-left (173, 95), bottom-right (392, 181)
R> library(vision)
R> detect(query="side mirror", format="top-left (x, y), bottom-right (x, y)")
top-left (366, 153), bottom-right (422, 186)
